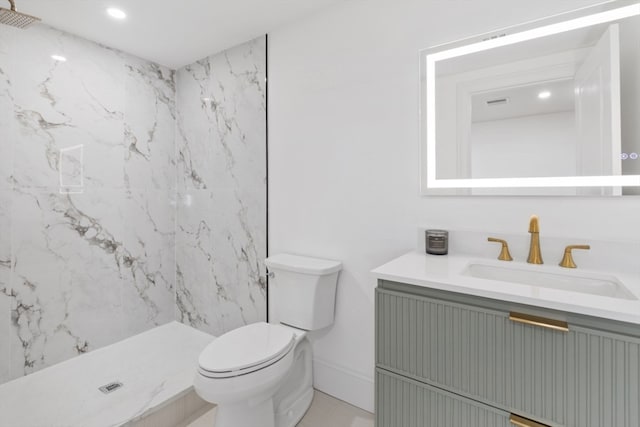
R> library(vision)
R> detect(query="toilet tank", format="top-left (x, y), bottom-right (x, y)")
top-left (265, 253), bottom-right (341, 331)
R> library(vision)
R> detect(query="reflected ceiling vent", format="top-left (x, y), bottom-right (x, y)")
top-left (486, 98), bottom-right (509, 106)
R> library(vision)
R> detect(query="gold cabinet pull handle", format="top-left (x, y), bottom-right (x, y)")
top-left (559, 244), bottom-right (590, 268)
top-left (487, 237), bottom-right (513, 261)
top-left (509, 312), bottom-right (568, 332)
top-left (510, 414), bottom-right (551, 427)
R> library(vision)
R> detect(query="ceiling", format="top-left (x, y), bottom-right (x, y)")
top-left (14, 0), bottom-right (344, 69)
top-left (472, 78), bottom-right (575, 123)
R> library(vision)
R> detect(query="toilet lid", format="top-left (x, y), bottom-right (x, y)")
top-left (199, 322), bottom-right (295, 375)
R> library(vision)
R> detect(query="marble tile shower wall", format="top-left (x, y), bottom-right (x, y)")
top-left (0, 24), bottom-right (267, 385)
top-left (175, 37), bottom-right (267, 337)
top-left (0, 25), bottom-right (177, 383)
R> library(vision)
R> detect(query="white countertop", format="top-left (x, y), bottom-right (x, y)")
top-left (372, 251), bottom-right (640, 325)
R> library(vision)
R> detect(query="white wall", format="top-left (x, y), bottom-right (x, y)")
top-left (471, 112), bottom-right (577, 178)
top-left (469, 112), bottom-right (578, 196)
top-left (268, 0), bottom-right (640, 412)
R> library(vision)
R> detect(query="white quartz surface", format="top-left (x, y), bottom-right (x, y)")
top-left (0, 321), bottom-right (214, 427)
top-left (372, 251), bottom-right (640, 325)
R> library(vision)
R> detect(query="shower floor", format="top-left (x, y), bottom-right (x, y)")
top-left (0, 321), bottom-right (214, 427)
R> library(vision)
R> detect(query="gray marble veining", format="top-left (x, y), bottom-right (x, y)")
top-left (0, 28), bottom-right (14, 191)
top-left (176, 37), bottom-right (267, 337)
top-left (0, 190), bottom-right (12, 383)
top-left (0, 23), bottom-right (267, 385)
top-left (9, 26), bottom-right (125, 190)
top-left (10, 189), bottom-right (125, 375)
top-left (124, 58), bottom-right (176, 191)
top-left (0, 24), bottom-right (178, 383)
top-left (121, 189), bottom-right (176, 335)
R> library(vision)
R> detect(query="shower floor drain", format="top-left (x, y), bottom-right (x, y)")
top-left (99, 382), bottom-right (123, 394)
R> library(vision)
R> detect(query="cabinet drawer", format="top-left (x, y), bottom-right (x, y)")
top-left (376, 368), bottom-right (511, 427)
top-left (566, 325), bottom-right (640, 427)
top-left (376, 288), bottom-right (566, 425)
top-left (376, 287), bottom-right (640, 427)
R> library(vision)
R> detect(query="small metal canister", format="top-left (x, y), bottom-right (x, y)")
top-left (425, 230), bottom-right (448, 255)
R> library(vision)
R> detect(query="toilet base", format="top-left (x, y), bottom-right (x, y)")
top-left (212, 387), bottom-right (313, 427)
top-left (215, 398), bottom-right (276, 427)
top-left (275, 387), bottom-right (313, 427)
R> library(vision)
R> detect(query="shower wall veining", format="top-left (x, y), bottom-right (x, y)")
top-left (175, 38), bottom-right (267, 336)
top-left (0, 24), bottom-right (267, 385)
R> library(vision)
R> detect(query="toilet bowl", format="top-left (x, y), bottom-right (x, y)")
top-left (194, 253), bottom-right (341, 427)
top-left (194, 322), bottom-right (312, 427)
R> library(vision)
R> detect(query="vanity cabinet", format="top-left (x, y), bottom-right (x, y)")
top-left (375, 280), bottom-right (640, 427)
top-left (376, 369), bottom-right (512, 426)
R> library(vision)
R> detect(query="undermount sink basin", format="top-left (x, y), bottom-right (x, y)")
top-left (462, 263), bottom-right (637, 300)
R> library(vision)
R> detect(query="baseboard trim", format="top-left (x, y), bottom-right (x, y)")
top-left (312, 357), bottom-right (374, 413)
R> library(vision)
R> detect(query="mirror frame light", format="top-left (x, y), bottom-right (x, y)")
top-left (421, 1), bottom-right (640, 193)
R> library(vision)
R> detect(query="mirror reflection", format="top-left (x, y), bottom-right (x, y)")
top-left (424, 3), bottom-right (640, 195)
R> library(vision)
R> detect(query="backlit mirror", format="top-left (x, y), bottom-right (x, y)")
top-left (420, 1), bottom-right (640, 195)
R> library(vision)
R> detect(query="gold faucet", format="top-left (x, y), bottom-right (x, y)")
top-left (559, 245), bottom-right (590, 268)
top-left (527, 215), bottom-right (543, 264)
top-left (487, 237), bottom-right (513, 261)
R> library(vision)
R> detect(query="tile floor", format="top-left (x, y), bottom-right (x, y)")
top-left (186, 390), bottom-right (374, 427)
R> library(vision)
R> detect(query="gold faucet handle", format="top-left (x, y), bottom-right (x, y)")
top-left (559, 245), bottom-right (590, 268)
top-left (488, 237), bottom-right (513, 261)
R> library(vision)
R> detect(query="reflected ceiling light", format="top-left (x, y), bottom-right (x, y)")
top-left (51, 54), bottom-right (67, 62)
top-left (538, 91), bottom-right (551, 99)
top-left (106, 8), bottom-right (127, 20)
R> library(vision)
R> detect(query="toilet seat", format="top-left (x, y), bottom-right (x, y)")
top-left (198, 322), bottom-right (295, 379)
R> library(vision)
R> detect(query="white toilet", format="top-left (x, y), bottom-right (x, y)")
top-left (193, 253), bottom-right (342, 427)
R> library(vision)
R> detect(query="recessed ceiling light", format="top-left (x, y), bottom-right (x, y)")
top-left (107, 8), bottom-right (127, 20)
top-left (51, 54), bottom-right (67, 62)
top-left (538, 91), bottom-right (551, 99)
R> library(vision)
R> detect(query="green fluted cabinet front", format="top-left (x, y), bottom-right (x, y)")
top-left (376, 369), bottom-right (511, 427)
top-left (375, 280), bottom-right (640, 427)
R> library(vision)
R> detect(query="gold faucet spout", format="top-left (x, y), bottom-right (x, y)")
top-left (527, 214), bottom-right (543, 264)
